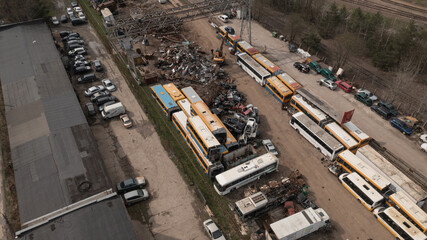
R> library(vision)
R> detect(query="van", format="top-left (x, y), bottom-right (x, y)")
top-left (101, 102), bottom-right (125, 120)
top-left (77, 73), bottom-right (96, 84)
top-left (308, 60), bottom-right (322, 74)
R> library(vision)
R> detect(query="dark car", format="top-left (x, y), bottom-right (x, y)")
top-left (95, 96), bottom-right (117, 106)
top-left (293, 62), bottom-right (310, 73)
top-left (68, 43), bottom-right (83, 50)
top-left (370, 105), bottom-right (393, 119)
top-left (224, 26), bottom-right (235, 35)
top-left (67, 39), bottom-right (84, 45)
top-left (355, 92), bottom-right (373, 106)
top-left (93, 60), bottom-right (103, 72)
top-left (71, 1), bottom-right (78, 7)
top-left (309, 60), bottom-right (322, 74)
top-left (86, 102), bottom-right (96, 116)
top-left (288, 43), bottom-right (297, 53)
top-left (90, 91), bottom-right (110, 102)
top-left (390, 118), bottom-right (413, 135)
top-left (116, 177), bottom-right (147, 194)
top-left (77, 73), bottom-right (96, 84)
top-left (71, 18), bottom-right (87, 26)
top-left (60, 15), bottom-right (68, 23)
top-left (75, 65), bottom-right (91, 74)
top-left (62, 36), bottom-right (81, 42)
top-left (320, 68), bottom-right (336, 81)
top-left (378, 102), bottom-right (398, 117)
top-left (60, 31), bottom-right (72, 38)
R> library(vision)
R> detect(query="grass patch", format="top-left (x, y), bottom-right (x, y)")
top-left (0, 84), bottom-right (20, 238)
top-left (78, 1), bottom-right (245, 239)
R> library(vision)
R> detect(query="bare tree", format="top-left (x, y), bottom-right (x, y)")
top-left (0, 0), bottom-right (51, 23)
top-left (389, 54), bottom-right (422, 103)
top-left (333, 33), bottom-right (364, 69)
top-left (285, 13), bottom-right (304, 43)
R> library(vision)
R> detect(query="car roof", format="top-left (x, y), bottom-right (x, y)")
top-left (124, 189), bottom-right (142, 199)
top-left (337, 80), bottom-right (351, 87)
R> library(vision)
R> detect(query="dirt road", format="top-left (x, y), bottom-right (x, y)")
top-left (53, 12), bottom-right (208, 240)
top-left (183, 19), bottom-right (393, 239)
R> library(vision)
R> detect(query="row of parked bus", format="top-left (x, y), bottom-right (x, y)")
top-left (217, 26), bottom-right (302, 106)
top-left (150, 83), bottom-right (278, 196)
top-left (288, 97), bottom-right (426, 240)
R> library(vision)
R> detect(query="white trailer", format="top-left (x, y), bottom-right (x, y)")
top-left (266, 207), bottom-right (329, 240)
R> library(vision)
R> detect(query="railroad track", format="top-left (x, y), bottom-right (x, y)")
top-left (380, 0), bottom-right (427, 14)
top-left (341, 0), bottom-right (427, 22)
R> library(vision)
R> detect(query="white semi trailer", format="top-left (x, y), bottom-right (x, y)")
top-left (266, 207), bottom-right (329, 240)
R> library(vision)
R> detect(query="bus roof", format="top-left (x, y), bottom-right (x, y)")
top-left (211, 113), bottom-right (237, 146)
top-left (192, 101), bottom-right (226, 134)
top-left (293, 112), bottom-right (344, 151)
top-left (342, 121), bottom-right (370, 142)
top-left (275, 72), bottom-right (302, 91)
top-left (344, 172), bottom-right (384, 204)
top-left (389, 191), bottom-right (427, 231)
top-left (187, 116), bottom-right (221, 148)
top-left (151, 84), bottom-right (178, 109)
top-left (252, 53), bottom-right (281, 73)
top-left (163, 83), bottom-right (185, 102)
top-left (325, 122), bottom-right (358, 149)
top-left (267, 77), bottom-right (292, 95)
top-left (177, 98), bottom-right (192, 117)
top-left (296, 88), bottom-right (340, 122)
top-left (293, 95), bottom-right (330, 124)
top-left (215, 152), bottom-right (278, 186)
top-left (356, 145), bottom-right (427, 203)
top-left (381, 207), bottom-right (426, 239)
top-left (237, 53), bottom-right (270, 77)
top-left (181, 86), bottom-right (203, 104)
top-left (172, 111), bottom-right (188, 131)
top-left (339, 150), bottom-right (391, 191)
top-left (237, 41), bottom-right (259, 55)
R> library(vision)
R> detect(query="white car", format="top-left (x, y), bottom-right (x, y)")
top-left (262, 139), bottom-right (278, 156)
top-left (203, 219), bottom-right (226, 240)
top-left (419, 134), bottom-right (427, 143)
top-left (51, 16), bottom-right (59, 26)
top-left (84, 85), bottom-right (105, 97)
top-left (78, 12), bottom-right (86, 20)
top-left (102, 79), bottom-right (116, 91)
top-left (66, 8), bottom-right (73, 16)
top-left (317, 78), bottom-right (337, 90)
top-left (74, 7), bottom-right (82, 13)
top-left (421, 143), bottom-right (427, 152)
top-left (123, 189), bottom-right (149, 206)
top-left (357, 89), bottom-right (378, 101)
top-left (218, 15), bottom-right (229, 23)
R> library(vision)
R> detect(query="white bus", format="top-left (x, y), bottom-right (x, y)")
top-left (213, 152), bottom-right (278, 195)
top-left (324, 122), bottom-right (359, 153)
top-left (389, 191), bottom-right (427, 233)
top-left (374, 207), bottom-right (427, 240)
top-left (177, 98), bottom-right (192, 117)
top-left (290, 112), bottom-right (344, 160)
top-left (336, 150), bottom-right (391, 193)
top-left (339, 173), bottom-right (384, 211)
top-left (290, 94), bottom-right (333, 127)
top-left (236, 52), bottom-right (271, 86)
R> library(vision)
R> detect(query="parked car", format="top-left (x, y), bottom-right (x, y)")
top-left (262, 139), bottom-right (278, 156)
top-left (218, 15), bottom-right (229, 23)
top-left (78, 12), bottom-right (86, 20)
top-left (284, 201), bottom-right (295, 216)
top-left (68, 43), bottom-right (83, 50)
top-left (377, 102), bottom-right (398, 117)
top-left (71, 1), bottom-right (78, 7)
top-left (60, 30), bottom-right (72, 38)
top-left (370, 104), bottom-right (393, 119)
top-left (84, 85), bottom-right (105, 97)
top-left (317, 78), bottom-right (337, 90)
top-left (85, 102), bottom-right (96, 116)
top-left (74, 7), bottom-right (82, 12)
top-left (123, 189), bottom-right (149, 206)
top-left (77, 73), bottom-right (96, 84)
top-left (73, 60), bottom-right (90, 68)
top-left (71, 18), bottom-right (86, 26)
top-left (355, 92), bottom-right (373, 106)
top-left (90, 91), bottom-right (110, 102)
top-left (101, 79), bottom-right (116, 91)
top-left (98, 100), bottom-right (116, 112)
top-left (308, 60), bottom-right (322, 74)
top-left (60, 15), bottom-right (68, 23)
top-left (293, 62), bottom-right (310, 73)
top-left (203, 219), bottom-right (226, 240)
top-left (75, 65), bottom-right (91, 74)
top-left (297, 193), bottom-right (318, 209)
top-left (420, 134), bottom-right (427, 143)
top-left (320, 68), bottom-right (336, 81)
top-left (51, 16), bottom-right (59, 26)
top-left (288, 43), bottom-right (297, 53)
top-left (93, 60), bottom-right (103, 72)
top-left (357, 89), bottom-right (378, 102)
top-left (67, 39), bottom-right (84, 45)
top-left (116, 177), bottom-right (147, 194)
top-left (68, 47), bottom-right (86, 56)
top-left (63, 36), bottom-right (81, 42)
top-left (74, 54), bottom-right (85, 62)
top-left (120, 114), bottom-right (133, 128)
top-left (335, 80), bottom-right (352, 93)
top-left (421, 143), bottom-right (427, 152)
top-left (66, 8), bottom-right (73, 16)
top-left (390, 118), bottom-right (413, 135)
top-left (95, 96), bottom-right (117, 106)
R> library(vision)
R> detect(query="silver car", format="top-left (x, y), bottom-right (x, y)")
top-left (123, 189), bottom-right (149, 206)
top-left (102, 79), bottom-right (116, 91)
top-left (84, 85), bottom-right (105, 97)
top-left (203, 219), bottom-right (226, 240)
top-left (318, 78), bottom-right (337, 90)
top-left (357, 89), bottom-right (378, 101)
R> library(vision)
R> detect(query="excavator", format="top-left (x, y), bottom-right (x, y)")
top-left (213, 32), bottom-right (227, 65)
